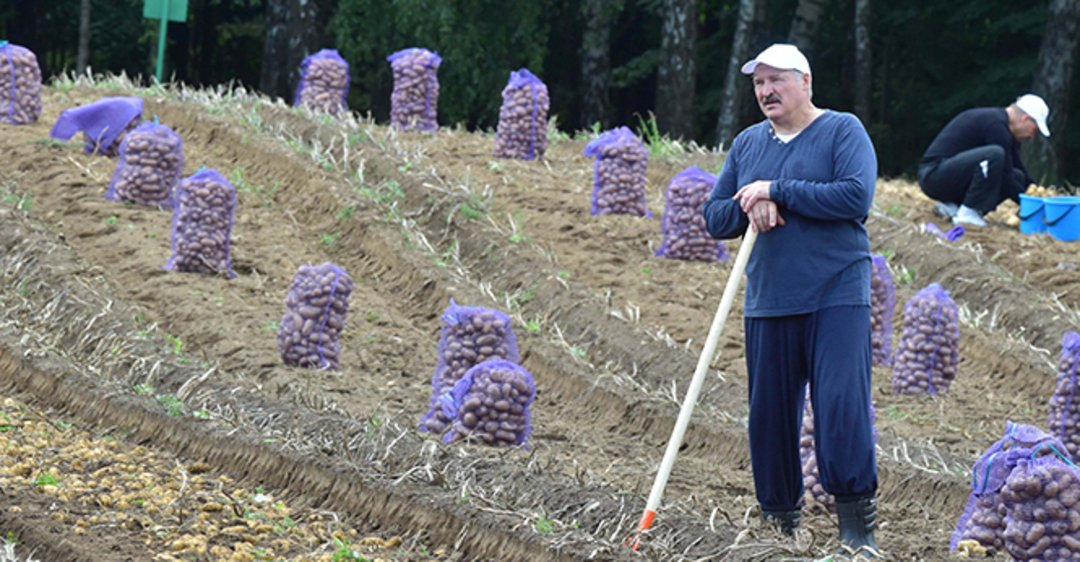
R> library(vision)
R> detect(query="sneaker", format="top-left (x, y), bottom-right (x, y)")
top-left (933, 202), bottom-right (959, 218)
top-left (953, 205), bottom-right (988, 227)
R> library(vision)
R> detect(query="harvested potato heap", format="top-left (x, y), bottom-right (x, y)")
top-left (799, 388), bottom-right (878, 512)
top-left (1000, 447), bottom-right (1080, 561)
top-left (584, 126), bottom-right (651, 217)
top-left (419, 299), bottom-right (520, 435)
top-left (105, 121), bottom-right (184, 208)
top-left (950, 422), bottom-right (1067, 553)
top-left (493, 68), bottom-right (549, 160)
top-left (440, 358), bottom-right (536, 447)
top-left (0, 41), bottom-right (42, 124)
top-left (164, 169), bottom-right (237, 277)
top-left (387, 47), bottom-right (441, 132)
top-left (1026, 183), bottom-right (1058, 198)
top-left (49, 96), bottom-right (143, 157)
top-left (870, 254), bottom-right (896, 366)
top-left (293, 49), bottom-right (350, 115)
top-left (277, 263), bottom-right (354, 370)
top-left (655, 166), bottom-right (729, 261)
top-left (890, 283), bottom-right (960, 395)
top-left (1048, 331), bottom-right (1080, 460)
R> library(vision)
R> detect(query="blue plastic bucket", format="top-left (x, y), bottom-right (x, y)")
top-left (1044, 196), bottom-right (1080, 242)
top-left (1018, 194), bottom-right (1047, 234)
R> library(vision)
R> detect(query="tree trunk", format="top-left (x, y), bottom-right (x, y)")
top-left (853, 0), bottom-right (872, 123)
top-left (1025, 0), bottom-right (1080, 187)
top-left (581, 0), bottom-right (617, 129)
top-left (716, 0), bottom-right (760, 149)
top-left (656, 0), bottom-right (698, 139)
top-left (787, 0), bottom-right (830, 55)
top-left (76, 0), bottom-right (91, 75)
top-left (260, 0), bottom-right (290, 100)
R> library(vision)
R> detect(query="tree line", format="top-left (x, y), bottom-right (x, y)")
top-left (3, 0), bottom-right (1078, 186)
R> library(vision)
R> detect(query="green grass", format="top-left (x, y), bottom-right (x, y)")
top-left (33, 472), bottom-right (59, 487)
top-left (155, 394), bottom-right (185, 417)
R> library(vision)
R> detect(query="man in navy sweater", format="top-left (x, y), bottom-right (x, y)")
top-left (918, 95), bottom-right (1049, 227)
top-left (703, 43), bottom-right (880, 559)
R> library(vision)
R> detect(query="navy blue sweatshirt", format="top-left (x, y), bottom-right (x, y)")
top-left (920, 107), bottom-right (1034, 198)
top-left (704, 110), bottom-right (877, 317)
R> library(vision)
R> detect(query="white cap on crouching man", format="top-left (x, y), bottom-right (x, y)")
top-left (1015, 94), bottom-right (1051, 137)
top-left (740, 43), bottom-right (812, 75)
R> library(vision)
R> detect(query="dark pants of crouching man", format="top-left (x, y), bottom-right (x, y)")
top-left (744, 305), bottom-right (878, 513)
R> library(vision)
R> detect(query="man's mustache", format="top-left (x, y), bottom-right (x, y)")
top-left (761, 95), bottom-right (780, 105)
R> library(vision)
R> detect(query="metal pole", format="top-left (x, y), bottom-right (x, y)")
top-left (629, 227), bottom-right (758, 551)
top-left (155, 0), bottom-right (169, 83)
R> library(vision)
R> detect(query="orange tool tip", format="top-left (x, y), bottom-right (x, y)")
top-left (625, 510), bottom-right (657, 551)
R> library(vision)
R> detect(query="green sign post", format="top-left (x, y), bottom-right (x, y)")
top-left (143, 0), bottom-right (188, 83)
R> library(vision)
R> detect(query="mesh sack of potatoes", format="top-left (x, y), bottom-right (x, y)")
top-left (949, 422), bottom-right (1066, 552)
top-left (870, 254), bottom-right (896, 366)
top-left (277, 263), bottom-right (354, 370)
top-left (584, 126), bottom-right (651, 217)
top-left (50, 96), bottom-right (143, 157)
top-left (1048, 331), bottom-right (1080, 461)
top-left (440, 358), bottom-right (536, 447)
top-left (164, 169), bottom-right (237, 278)
top-left (105, 121), bottom-right (184, 208)
top-left (890, 283), bottom-right (960, 395)
top-left (293, 49), bottom-right (350, 115)
top-left (799, 387), bottom-right (879, 512)
top-left (0, 41), bottom-right (42, 124)
top-left (655, 166), bottom-right (729, 261)
top-left (492, 68), bottom-right (549, 160)
top-left (418, 299), bottom-right (520, 436)
top-left (1000, 446), bottom-right (1080, 561)
top-left (387, 47), bottom-right (441, 132)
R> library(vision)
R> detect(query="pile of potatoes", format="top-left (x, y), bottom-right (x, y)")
top-left (1000, 456), bottom-right (1080, 561)
top-left (584, 126), bottom-right (650, 217)
top-left (949, 423), bottom-right (1065, 553)
top-left (0, 42), bottom-right (42, 125)
top-left (870, 254), bottom-right (896, 366)
top-left (1026, 183), bottom-right (1059, 198)
top-left (493, 68), bottom-right (549, 160)
top-left (890, 283), bottom-right (960, 395)
top-left (419, 300), bottom-right (519, 435)
top-left (106, 122), bottom-right (184, 207)
top-left (656, 167), bottom-right (729, 261)
top-left (1048, 331), bottom-right (1080, 460)
top-left (387, 48), bottom-right (441, 132)
top-left (294, 49), bottom-right (349, 115)
top-left (165, 170), bottom-right (237, 277)
top-left (440, 359), bottom-right (536, 447)
top-left (277, 263), bottom-right (354, 370)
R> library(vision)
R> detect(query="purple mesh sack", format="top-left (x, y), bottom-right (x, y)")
top-left (419, 299), bottom-right (520, 435)
top-left (164, 169), bottom-right (237, 278)
top-left (949, 422), bottom-right (1067, 552)
top-left (387, 48), bottom-right (441, 132)
top-left (293, 49), bottom-right (350, 115)
top-left (800, 387), bottom-right (879, 512)
top-left (50, 96), bottom-right (143, 157)
top-left (1049, 332), bottom-right (1080, 461)
top-left (493, 68), bottom-right (549, 160)
top-left (923, 222), bottom-right (966, 242)
top-left (277, 263), bottom-right (354, 370)
top-left (0, 41), bottom-right (42, 125)
top-left (870, 254), bottom-right (896, 366)
top-left (1000, 446), bottom-right (1080, 561)
top-left (890, 283), bottom-right (960, 395)
top-left (440, 358), bottom-right (536, 447)
top-left (584, 126), bottom-right (651, 217)
top-left (105, 121), bottom-right (183, 208)
top-left (655, 166), bottom-right (728, 261)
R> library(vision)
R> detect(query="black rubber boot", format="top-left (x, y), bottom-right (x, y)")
top-left (762, 509), bottom-right (801, 536)
top-left (836, 496), bottom-right (881, 559)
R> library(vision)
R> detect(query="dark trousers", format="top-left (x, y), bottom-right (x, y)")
top-left (744, 305), bottom-right (878, 511)
top-left (918, 145), bottom-right (1026, 215)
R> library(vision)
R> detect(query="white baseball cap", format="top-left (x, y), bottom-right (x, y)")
top-left (1015, 94), bottom-right (1050, 137)
top-left (741, 44), bottom-right (812, 75)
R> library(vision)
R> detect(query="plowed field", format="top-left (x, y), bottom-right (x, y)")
top-left (0, 76), bottom-right (1072, 561)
